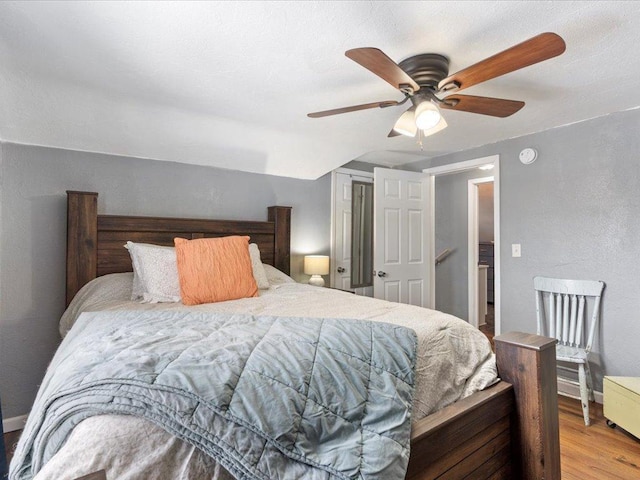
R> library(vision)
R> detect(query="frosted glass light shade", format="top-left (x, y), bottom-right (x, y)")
top-left (422, 115), bottom-right (448, 137)
top-left (414, 101), bottom-right (441, 130)
top-left (392, 109), bottom-right (418, 137)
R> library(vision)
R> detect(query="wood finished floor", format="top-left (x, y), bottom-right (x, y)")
top-left (4, 396), bottom-right (639, 478)
top-left (559, 395), bottom-right (640, 479)
top-left (478, 303), bottom-right (640, 477)
top-left (479, 303), bottom-right (495, 349)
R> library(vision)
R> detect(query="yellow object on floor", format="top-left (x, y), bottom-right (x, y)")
top-left (603, 376), bottom-right (640, 439)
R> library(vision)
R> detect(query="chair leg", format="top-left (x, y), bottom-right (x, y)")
top-left (578, 363), bottom-right (590, 426)
top-left (585, 361), bottom-right (595, 402)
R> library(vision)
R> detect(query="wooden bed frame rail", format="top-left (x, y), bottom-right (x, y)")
top-left (65, 191), bottom-right (560, 480)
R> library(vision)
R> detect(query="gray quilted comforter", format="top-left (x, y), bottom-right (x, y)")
top-left (11, 310), bottom-right (418, 480)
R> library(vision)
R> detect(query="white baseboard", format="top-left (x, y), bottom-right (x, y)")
top-left (557, 377), bottom-right (603, 404)
top-left (3, 414), bottom-right (28, 432)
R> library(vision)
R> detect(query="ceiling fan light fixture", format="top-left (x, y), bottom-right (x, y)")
top-left (392, 109), bottom-right (418, 137)
top-left (422, 115), bottom-right (448, 137)
top-left (414, 100), bottom-right (441, 130)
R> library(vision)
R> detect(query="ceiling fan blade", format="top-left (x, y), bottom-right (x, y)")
top-left (438, 32), bottom-right (566, 92)
top-left (307, 100), bottom-right (399, 118)
top-left (388, 129), bottom-right (402, 138)
top-left (346, 48), bottom-right (420, 93)
top-left (440, 94), bottom-right (525, 117)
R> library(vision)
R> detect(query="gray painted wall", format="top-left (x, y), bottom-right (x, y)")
top-left (0, 143), bottom-right (331, 418)
top-left (434, 170), bottom-right (493, 321)
top-left (404, 108), bottom-right (640, 391)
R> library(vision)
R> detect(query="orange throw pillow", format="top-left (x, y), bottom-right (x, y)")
top-left (174, 236), bottom-right (258, 305)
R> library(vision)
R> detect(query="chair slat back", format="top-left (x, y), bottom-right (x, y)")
top-left (534, 276), bottom-right (605, 351)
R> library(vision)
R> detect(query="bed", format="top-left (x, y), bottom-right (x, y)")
top-left (11, 191), bottom-right (560, 480)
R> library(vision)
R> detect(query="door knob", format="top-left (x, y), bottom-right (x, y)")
top-left (377, 271), bottom-right (387, 278)
top-left (337, 267), bottom-right (346, 273)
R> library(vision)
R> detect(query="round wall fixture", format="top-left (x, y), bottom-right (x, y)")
top-left (519, 147), bottom-right (538, 164)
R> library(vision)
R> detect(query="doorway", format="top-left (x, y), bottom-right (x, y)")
top-left (423, 155), bottom-right (501, 335)
top-left (469, 176), bottom-right (494, 334)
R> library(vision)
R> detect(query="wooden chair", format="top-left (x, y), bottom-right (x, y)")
top-left (534, 276), bottom-right (605, 426)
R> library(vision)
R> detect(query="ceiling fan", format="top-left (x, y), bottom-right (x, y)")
top-left (308, 33), bottom-right (566, 138)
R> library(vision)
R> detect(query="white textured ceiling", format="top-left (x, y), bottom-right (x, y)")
top-left (1, 1), bottom-right (640, 179)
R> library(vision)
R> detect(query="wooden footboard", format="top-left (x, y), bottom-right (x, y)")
top-left (408, 332), bottom-right (560, 480)
top-left (407, 382), bottom-right (514, 479)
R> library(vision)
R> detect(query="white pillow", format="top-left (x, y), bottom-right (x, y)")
top-left (125, 242), bottom-right (181, 303)
top-left (249, 243), bottom-right (270, 289)
top-left (126, 241), bottom-right (271, 301)
top-left (263, 263), bottom-right (296, 285)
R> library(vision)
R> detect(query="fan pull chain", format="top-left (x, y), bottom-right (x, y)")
top-left (417, 129), bottom-right (424, 151)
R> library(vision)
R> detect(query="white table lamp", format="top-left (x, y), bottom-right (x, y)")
top-left (304, 255), bottom-right (329, 287)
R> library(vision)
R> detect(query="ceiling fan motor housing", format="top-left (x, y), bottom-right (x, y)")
top-left (398, 54), bottom-right (450, 91)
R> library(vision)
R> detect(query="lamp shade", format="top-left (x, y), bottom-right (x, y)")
top-left (414, 101), bottom-right (441, 130)
top-left (393, 104), bottom-right (447, 138)
top-left (304, 255), bottom-right (330, 275)
top-left (392, 108), bottom-right (418, 137)
top-left (422, 115), bottom-right (447, 137)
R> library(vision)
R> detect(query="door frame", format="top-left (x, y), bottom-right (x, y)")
top-left (423, 155), bottom-right (501, 334)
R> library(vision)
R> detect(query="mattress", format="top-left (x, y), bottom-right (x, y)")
top-left (22, 269), bottom-right (496, 479)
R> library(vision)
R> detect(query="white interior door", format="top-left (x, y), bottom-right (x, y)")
top-left (332, 171), bottom-right (354, 290)
top-left (373, 167), bottom-right (432, 307)
top-left (331, 170), bottom-right (373, 295)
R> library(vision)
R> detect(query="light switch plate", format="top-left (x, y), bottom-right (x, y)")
top-left (512, 244), bottom-right (521, 257)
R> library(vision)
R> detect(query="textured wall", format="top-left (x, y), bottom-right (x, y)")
top-left (404, 108), bottom-right (640, 391)
top-left (0, 143), bottom-right (331, 418)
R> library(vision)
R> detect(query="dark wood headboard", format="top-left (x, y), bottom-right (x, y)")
top-left (66, 191), bottom-right (292, 307)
